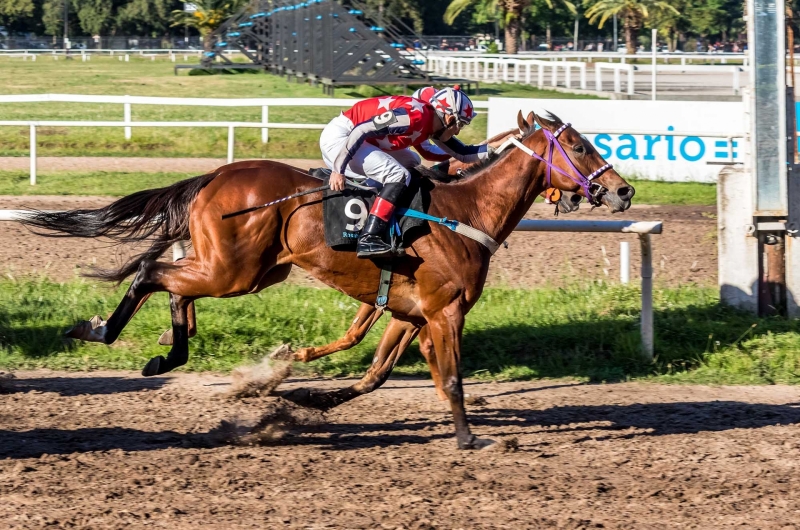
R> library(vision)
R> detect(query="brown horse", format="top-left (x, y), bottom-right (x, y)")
top-left (154, 113), bottom-right (582, 348)
top-left (23, 111), bottom-right (633, 449)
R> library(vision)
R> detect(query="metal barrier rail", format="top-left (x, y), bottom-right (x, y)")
top-left (0, 210), bottom-right (662, 359)
top-left (516, 219), bottom-right (662, 359)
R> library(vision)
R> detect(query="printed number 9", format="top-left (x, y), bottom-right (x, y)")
top-left (345, 198), bottom-right (368, 231)
top-left (374, 111), bottom-right (394, 126)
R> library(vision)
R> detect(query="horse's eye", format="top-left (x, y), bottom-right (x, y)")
top-left (574, 145), bottom-right (585, 155)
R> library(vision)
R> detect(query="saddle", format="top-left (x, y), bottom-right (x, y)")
top-left (312, 168), bottom-right (429, 250)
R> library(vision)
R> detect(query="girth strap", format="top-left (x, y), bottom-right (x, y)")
top-left (396, 208), bottom-right (500, 255)
top-left (375, 263), bottom-right (393, 309)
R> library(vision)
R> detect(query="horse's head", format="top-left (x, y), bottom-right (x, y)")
top-left (517, 111), bottom-right (635, 213)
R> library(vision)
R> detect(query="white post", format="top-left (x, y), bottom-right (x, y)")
top-left (124, 96), bottom-right (132, 141)
top-left (681, 56), bottom-right (686, 66)
top-left (493, 60), bottom-right (499, 82)
top-left (565, 64), bottom-right (572, 88)
top-left (640, 234), bottom-right (654, 360)
top-left (525, 63), bottom-right (531, 84)
top-left (484, 60), bottom-right (490, 80)
top-left (261, 105), bottom-right (269, 144)
top-left (614, 68), bottom-right (621, 93)
top-left (732, 66), bottom-right (740, 95)
top-left (227, 126), bottom-right (235, 163)
top-left (620, 241), bottom-right (630, 284)
top-left (651, 28), bottom-right (657, 101)
top-left (579, 63), bottom-right (587, 89)
top-left (551, 63), bottom-right (558, 86)
top-left (595, 64), bottom-right (602, 91)
top-left (172, 240), bottom-right (187, 261)
top-left (29, 124), bottom-right (37, 186)
top-left (503, 61), bottom-right (509, 82)
top-left (538, 64), bottom-right (545, 88)
top-left (627, 66), bottom-right (635, 95)
top-left (125, 54), bottom-right (129, 62)
top-left (513, 61), bottom-right (520, 83)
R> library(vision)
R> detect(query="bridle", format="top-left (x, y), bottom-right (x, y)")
top-left (500, 123), bottom-right (613, 207)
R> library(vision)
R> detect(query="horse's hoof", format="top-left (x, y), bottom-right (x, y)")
top-left (65, 316), bottom-right (106, 342)
top-left (281, 387), bottom-right (312, 406)
top-left (158, 328), bottom-right (173, 346)
top-left (268, 344), bottom-right (294, 361)
top-left (142, 355), bottom-right (168, 377)
top-left (458, 435), bottom-right (495, 450)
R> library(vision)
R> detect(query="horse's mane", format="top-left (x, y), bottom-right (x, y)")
top-left (453, 125), bottom-right (538, 181)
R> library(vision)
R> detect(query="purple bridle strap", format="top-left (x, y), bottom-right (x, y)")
top-left (513, 123), bottom-right (613, 205)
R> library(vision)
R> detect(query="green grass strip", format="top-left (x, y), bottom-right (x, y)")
top-left (0, 279), bottom-right (797, 384)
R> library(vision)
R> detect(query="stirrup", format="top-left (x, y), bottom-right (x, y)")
top-left (357, 234), bottom-right (393, 259)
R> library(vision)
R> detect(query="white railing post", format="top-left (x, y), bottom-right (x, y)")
top-left (227, 126), bottom-right (235, 163)
top-left (493, 60), bottom-right (499, 82)
top-left (627, 66), bottom-right (635, 95)
top-left (614, 68), bottom-right (621, 93)
top-left (551, 63), bottom-right (558, 87)
top-left (124, 95), bottom-right (132, 140)
top-left (261, 105), bottom-right (269, 144)
top-left (565, 64), bottom-right (572, 88)
top-left (538, 64), bottom-right (545, 88)
top-left (640, 234), bottom-right (654, 361)
top-left (29, 124), bottom-right (36, 185)
top-left (525, 63), bottom-right (532, 85)
top-left (579, 63), bottom-right (587, 89)
top-left (732, 66), bottom-right (740, 95)
top-left (513, 61), bottom-right (520, 83)
top-left (620, 241), bottom-right (630, 284)
top-left (595, 64), bottom-right (602, 91)
top-left (651, 28), bottom-right (657, 101)
top-left (503, 61), bottom-right (509, 82)
top-left (483, 59), bottom-right (490, 80)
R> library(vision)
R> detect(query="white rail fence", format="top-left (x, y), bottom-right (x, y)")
top-left (428, 55), bottom-right (745, 96)
top-left (0, 209), bottom-right (662, 360)
top-left (0, 94), bottom-right (492, 184)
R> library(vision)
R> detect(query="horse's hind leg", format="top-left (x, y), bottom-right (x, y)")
top-left (142, 294), bottom-right (193, 376)
top-left (283, 316), bottom-right (420, 410)
top-left (157, 297), bottom-right (197, 346)
top-left (65, 259), bottom-right (168, 344)
top-left (280, 303), bottom-right (384, 362)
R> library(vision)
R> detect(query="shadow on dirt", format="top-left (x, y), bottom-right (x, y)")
top-left (0, 376), bottom-right (170, 396)
top-left (2, 400), bottom-right (799, 458)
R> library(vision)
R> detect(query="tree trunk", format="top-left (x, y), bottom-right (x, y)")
top-left (624, 13), bottom-right (638, 55)
top-left (203, 33), bottom-right (213, 52)
top-left (505, 17), bottom-right (520, 55)
top-left (546, 23), bottom-right (552, 50)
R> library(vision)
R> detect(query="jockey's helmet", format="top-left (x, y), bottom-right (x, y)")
top-left (430, 87), bottom-right (475, 128)
top-left (411, 86), bottom-right (437, 102)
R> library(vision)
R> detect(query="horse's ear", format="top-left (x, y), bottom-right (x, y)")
top-left (535, 110), bottom-right (564, 133)
top-left (525, 111), bottom-right (535, 128)
top-left (516, 110), bottom-right (527, 134)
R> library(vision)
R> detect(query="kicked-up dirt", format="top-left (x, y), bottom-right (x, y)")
top-left (1, 371), bottom-right (799, 529)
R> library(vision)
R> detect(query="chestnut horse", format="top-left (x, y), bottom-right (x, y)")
top-left (155, 113), bottom-right (581, 349)
top-left (23, 111), bottom-right (633, 449)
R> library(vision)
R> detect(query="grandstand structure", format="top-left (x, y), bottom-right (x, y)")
top-left (194, 0), bottom-right (438, 94)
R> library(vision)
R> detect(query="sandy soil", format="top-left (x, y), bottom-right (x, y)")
top-left (1, 371), bottom-right (798, 529)
top-left (1, 195), bottom-right (717, 288)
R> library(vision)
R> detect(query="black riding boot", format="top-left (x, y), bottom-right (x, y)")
top-left (356, 183), bottom-right (405, 259)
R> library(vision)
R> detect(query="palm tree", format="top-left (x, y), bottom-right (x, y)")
top-left (584, 0), bottom-right (679, 55)
top-left (445, 0), bottom-right (575, 55)
top-left (170, 0), bottom-right (250, 53)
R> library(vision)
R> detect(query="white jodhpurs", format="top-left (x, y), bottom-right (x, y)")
top-left (320, 114), bottom-right (421, 186)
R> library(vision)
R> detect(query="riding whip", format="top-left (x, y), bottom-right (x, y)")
top-left (221, 179), bottom-right (372, 220)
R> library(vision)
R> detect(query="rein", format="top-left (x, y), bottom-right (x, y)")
top-left (507, 123), bottom-right (612, 207)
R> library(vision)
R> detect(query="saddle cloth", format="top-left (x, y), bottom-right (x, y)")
top-left (313, 169), bottom-right (428, 250)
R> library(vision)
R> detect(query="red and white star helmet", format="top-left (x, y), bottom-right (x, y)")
top-left (430, 87), bottom-right (475, 127)
top-left (411, 86), bottom-right (437, 102)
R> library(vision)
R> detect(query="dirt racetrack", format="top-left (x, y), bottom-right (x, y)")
top-left (1, 371), bottom-right (799, 529)
top-left (1, 196), bottom-right (717, 288)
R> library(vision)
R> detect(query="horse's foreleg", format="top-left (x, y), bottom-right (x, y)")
top-left (417, 325), bottom-right (447, 401)
top-left (65, 260), bottom-right (167, 344)
top-left (426, 303), bottom-right (492, 450)
top-left (286, 303), bottom-right (384, 362)
top-left (142, 294), bottom-right (193, 376)
top-left (283, 316), bottom-right (420, 410)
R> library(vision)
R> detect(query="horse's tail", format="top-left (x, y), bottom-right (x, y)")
top-left (20, 173), bottom-right (217, 284)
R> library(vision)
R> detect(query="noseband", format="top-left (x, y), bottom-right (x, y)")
top-left (508, 123), bottom-right (612, 207)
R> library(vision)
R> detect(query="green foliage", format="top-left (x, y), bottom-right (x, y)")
top-left (1, 280), bottom-right (798, 386)
top-left (170, 0), bottom-right (249, 37)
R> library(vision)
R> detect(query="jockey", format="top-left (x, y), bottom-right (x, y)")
top-left (320, 87), bottom-right (492, 259)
